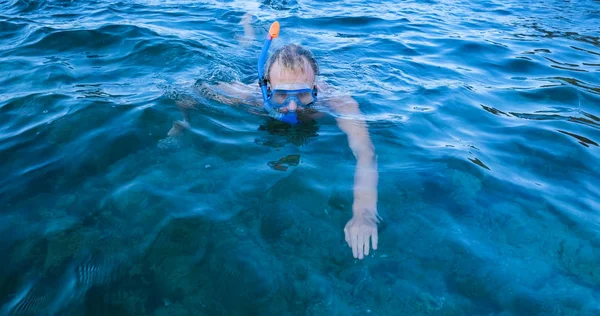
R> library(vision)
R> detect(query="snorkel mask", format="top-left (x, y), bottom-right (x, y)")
top-left (257, 22), bottom-right (318, 125)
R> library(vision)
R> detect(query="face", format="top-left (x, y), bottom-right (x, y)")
top-left (268, 59), bottom-right (316, 113)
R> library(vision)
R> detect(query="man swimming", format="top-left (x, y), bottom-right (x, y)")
top-left (168, 19), bottom-right (380, 260)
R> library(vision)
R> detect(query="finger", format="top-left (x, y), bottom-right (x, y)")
top-left (344, 227), bottom-right (350, 247)
top-left (363, 233), bottom-right (370, 257)
top-left (352, 232), bottom-right (359, 258)
top-left (372, 228), bottom-right (378, 250)
top-left (357, 233), bottom-right (364, 260)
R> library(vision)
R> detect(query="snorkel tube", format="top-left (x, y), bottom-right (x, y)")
top-left (257, 21), bottom-right (299, 124)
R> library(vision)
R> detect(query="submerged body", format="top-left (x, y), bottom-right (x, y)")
top-left (168, 17), bottom-right (380, 260)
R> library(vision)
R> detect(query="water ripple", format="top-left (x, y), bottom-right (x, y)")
top-left (2, 0), bottom-right (600, 314)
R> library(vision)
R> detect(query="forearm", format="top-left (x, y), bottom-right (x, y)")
top-left (175, 98), bottom-right (194, 123)
top-left (352, 149), bottom-right (379, 218)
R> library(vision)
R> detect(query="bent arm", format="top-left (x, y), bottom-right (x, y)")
top-left (332, 96), bottom-right (379, 221)
top-left (196, 82), bottom-right (262, 107)
top-left (167, 81), bottom-right (260, 137)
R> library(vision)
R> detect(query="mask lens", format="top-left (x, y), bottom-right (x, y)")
top-left (297, 92), bottom-right (314, 105)
top-left (269, 89), bottom-right (315, 107)
top-left (272, 91), bottom-right (290, 105)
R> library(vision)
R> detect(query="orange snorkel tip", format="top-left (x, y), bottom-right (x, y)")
top-left (268, 21), bottom-right (280, 40)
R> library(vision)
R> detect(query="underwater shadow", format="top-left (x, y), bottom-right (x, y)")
top-left (256, 117), bottom-right (320, 148)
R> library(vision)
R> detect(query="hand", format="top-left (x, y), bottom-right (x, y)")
top-left (238, 13), bottom-right (255, 46)
top-left (344, 211), bottom-right (379, 260)
top-left (167, 120), bottom-right (190, 137)
top-left (241, 13), bottom-right (252, 28)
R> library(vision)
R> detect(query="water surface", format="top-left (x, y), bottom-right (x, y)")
top-left (1, 0), bottom-right (600, 314)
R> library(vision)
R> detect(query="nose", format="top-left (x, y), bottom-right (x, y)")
top-left (288, 99), bottom-right (297, 111)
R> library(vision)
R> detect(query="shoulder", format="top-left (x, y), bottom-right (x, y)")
top-left (316, 80), bottom-right (359, 114)
top-left (315, 77), bottom-right (335, 96)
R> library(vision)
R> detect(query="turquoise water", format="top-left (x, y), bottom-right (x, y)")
top-left (1, 0), bottom-right (600, 314)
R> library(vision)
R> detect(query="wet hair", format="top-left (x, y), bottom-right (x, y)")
top-left (264, 43), bottom-right (319, 82)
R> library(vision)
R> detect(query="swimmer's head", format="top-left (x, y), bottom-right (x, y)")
top-left (265, 44), bottom-right (319, 84)
top-left (264, 44), bottom-right (319, 112)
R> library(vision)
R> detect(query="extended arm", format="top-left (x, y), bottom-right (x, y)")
top-left (332, 96), bottom-right (379, 259)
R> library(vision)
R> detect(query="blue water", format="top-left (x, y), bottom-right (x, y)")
top-left (1, 0), bottom-right (599, 314)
